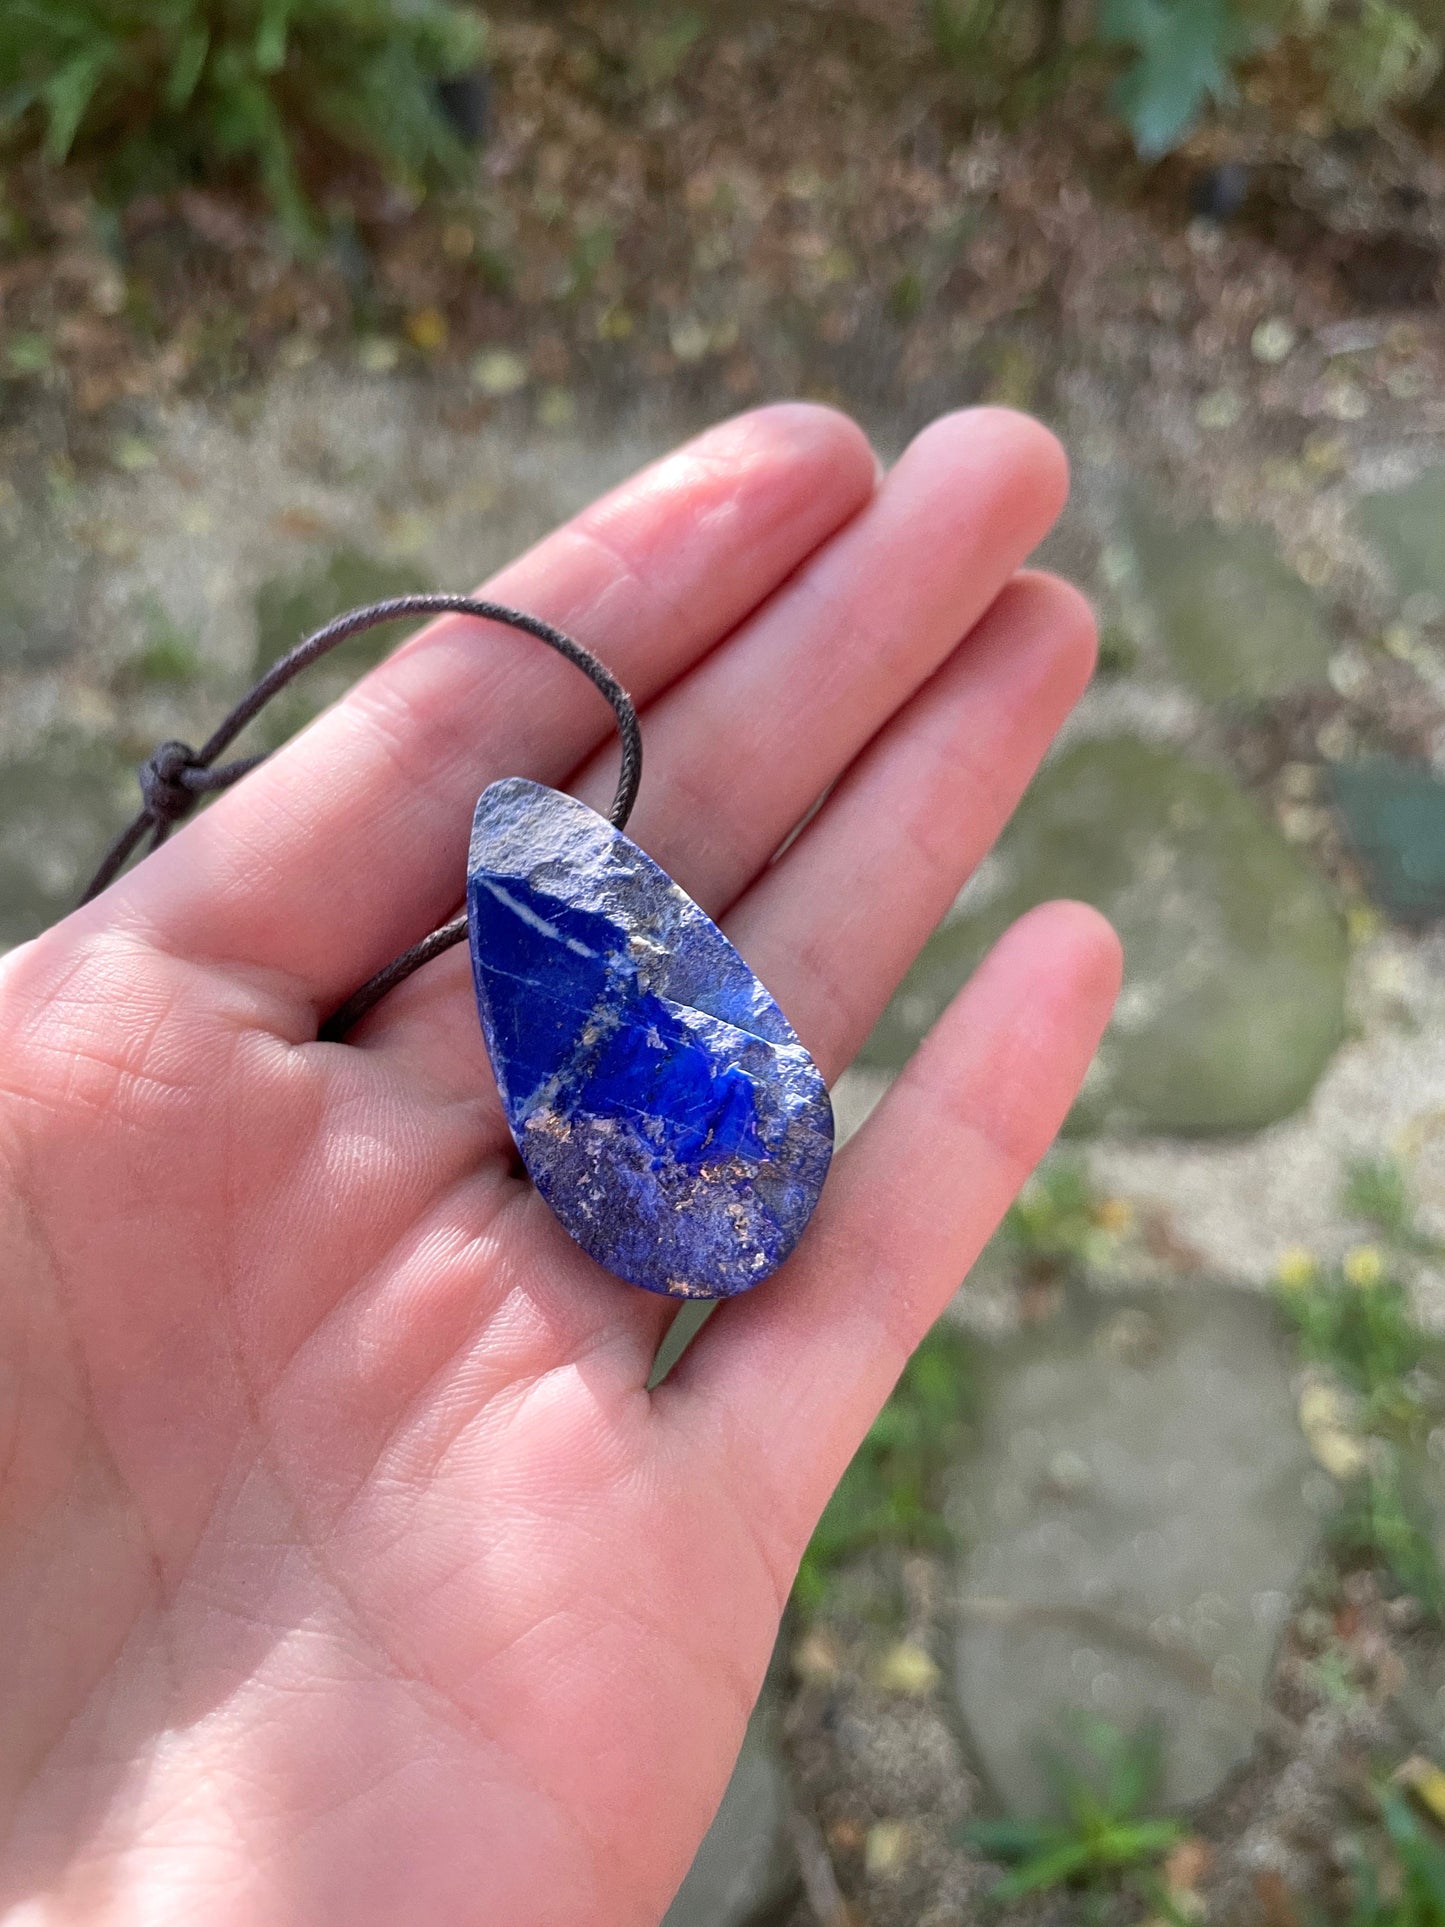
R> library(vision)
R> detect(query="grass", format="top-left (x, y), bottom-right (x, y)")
top-left (1334, 1785), bottom-right (1445, 1927)
top-left (792, 1319), bottom-right (979, 1613)
top-left (924, 0), bottom-right (1445, 157)
top-left (1277, 1154), bottom-right (1445, 1620)
top-left (1348, 1156), bottom-right (1445, 1260)
top-left (1000, 1153), bottom-right (1133, 1277)
top-left (0, 0), bottom-right (488, 242)
top-left (122, 602), bottom-right (202, 686)
top-left (790, 1156), bottom-right (1130, 1610)
top-left (958, 1716), bottom-right (1186, 1904)
top-left (797, 1140), bottom-right (1445, 1916)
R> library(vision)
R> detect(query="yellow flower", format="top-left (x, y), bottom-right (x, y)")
top-left (405, 307), bottom-right (448, 354)
top-left (1397, 1756), bottom-right (1445, 1828)
top-left (1093, 1196), bottom-right (1135, 1236)
top-left (1344, 1245), bottom-right (1385, 1289)
top-left (1277, 1247), bottom-right (1318, 1291)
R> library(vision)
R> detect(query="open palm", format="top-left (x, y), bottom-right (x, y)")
top-left (0, 405), bottom-right (1119, 1926)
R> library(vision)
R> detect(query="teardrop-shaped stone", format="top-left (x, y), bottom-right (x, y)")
top-left (467, 779), bottom-right (834, 1298)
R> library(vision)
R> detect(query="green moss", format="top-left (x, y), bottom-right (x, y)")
top-left (121, 602), bottom-right (203, 686)
top-left (1357, 469), bottom-right (1445, 606)
top-left (866, 738), bottom-right (1349, 1135)
top-left (250, 546), bottom-right (431, 750)
top-left (1126, 505), bottom-right (1333, 703)
top-left (0, 730), bottom-right (132, 944)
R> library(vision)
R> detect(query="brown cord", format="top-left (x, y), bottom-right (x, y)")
top-left (79, 595), bottom-right (643, 1040)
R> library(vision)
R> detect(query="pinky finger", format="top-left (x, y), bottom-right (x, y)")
top-left (666, 901), bottom-right (1122, 1580)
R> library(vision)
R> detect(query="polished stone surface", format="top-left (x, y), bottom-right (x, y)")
top-left (467, 778), bottom-right (833, 1298)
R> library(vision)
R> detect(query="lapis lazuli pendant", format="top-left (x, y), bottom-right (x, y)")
top-left (466, 778), bottom-right (834, 1299)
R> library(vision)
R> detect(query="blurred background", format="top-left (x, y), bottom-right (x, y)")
top-left (2, 1), bottom-right (1444, 1921)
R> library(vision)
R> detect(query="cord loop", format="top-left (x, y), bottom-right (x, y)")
top-left (79, 595), bottom-right (642, 1040)
top-left (138, 740), bottom-right (205, 827)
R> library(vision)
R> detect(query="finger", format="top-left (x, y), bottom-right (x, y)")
top-left (565, 406), bottom-right (1069, 915)
top-left (360, 412), bottom-right (1069, 1095)
top-left (665, 903), bottom-right (1122, 1582)
top-left (89, 406), bottom-right (878, 1023)
top-left (285, 569), bottom-right (1093, 1397)
top-left (729, 571), bottom-right (1097, 1081)
top-left (362, 562), bottom-right (1086, 1109)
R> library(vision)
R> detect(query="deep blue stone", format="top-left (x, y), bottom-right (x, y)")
top-left (466, 778), bottom-right (834, 1298)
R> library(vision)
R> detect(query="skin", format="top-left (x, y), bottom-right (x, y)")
top-left (0, 405), bottom-right (1121, 1926)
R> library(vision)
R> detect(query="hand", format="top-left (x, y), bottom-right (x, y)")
top-left (0, 406), bottom-right (1119, 1926)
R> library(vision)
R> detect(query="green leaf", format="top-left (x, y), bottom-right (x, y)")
top-left (206, 49), bottom-right (316, 245)
top-left (1096, 1819), bottom-right (1188, 1861)
top-left (420, 2), bottom-right (488, 74)
top-left (1056, 1770), bottom-right (1112, 1837)
top-left (39, 42), bottom-right (111, 161)
top-left (0, 0), bottom-right (490, 229)
top-left (1098, 0), bottom-right (1252, 158)
top-left (963, 1718), bottom-right (1183, 1900)
top-left (0, 82), bottom-right (42, 134)
top-left (6, 331), bottom-right (52, 374)
top-left (1379, 1789), bottom-right (1445, 1915)
top-left (957, 1817), bottom-right (1058, 1857)
top-left (1102, 1719), bottom-right (1165, 1818)
top-left (255, 0), bottom-right (292, 77)
top-left (1326, 0), bottom-right (1439, 121)
top-left (165, 25), bottom-right (209, 112)
top-left (990, 1838), bottom-right (1100, 1899)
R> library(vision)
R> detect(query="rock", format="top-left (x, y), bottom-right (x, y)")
top-left (467, 779), bottom-right (833, 1298)
top-left (1124, 506), bottom-right (1332, 702)
top-left (664, 1704), bottom-right (796, 1927)
top-left (1356, 467), bottom-right (1445, 605)
top-left (864, 738), bottom-right (1348, 1135)
top-left (1332, 756), bottom-right (1445, 927)
top-left (1084, 931), bottom-right (1445, 1286)
top-left (0, 732), bottom-right (133, 946)
top-left (950, 1288), bottom-right (1334, 1816)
